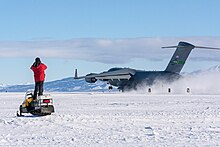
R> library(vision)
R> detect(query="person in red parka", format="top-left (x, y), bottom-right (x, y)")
top-left (31, 57), bottom-right (47, 100)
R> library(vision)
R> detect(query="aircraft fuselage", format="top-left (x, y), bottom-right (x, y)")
top-left (106, 69), bottom-right (181, 91)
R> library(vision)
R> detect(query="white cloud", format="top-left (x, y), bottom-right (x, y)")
top-left (0, 37), bottom-right (220, 64)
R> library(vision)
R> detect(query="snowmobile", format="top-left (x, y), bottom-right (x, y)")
top-left (17, 90), bottom-right (55, 116)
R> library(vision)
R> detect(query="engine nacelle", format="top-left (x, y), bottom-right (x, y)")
top-left (85, 77), bottom-right (97, 83)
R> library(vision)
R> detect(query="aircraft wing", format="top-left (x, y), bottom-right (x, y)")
top-left (75, 68), bottom-right (136, 81)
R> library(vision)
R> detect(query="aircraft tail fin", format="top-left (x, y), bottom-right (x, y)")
top-left (163, 41), bottom-right (220, 73)
top-left (163, 42), bottom-right (194, 73)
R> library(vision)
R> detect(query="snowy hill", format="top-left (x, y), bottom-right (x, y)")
top-left (207, 65), bottom-right (220, 72)
top-left (0, 78), bottom-right (111, 92)
top-left (44, 77), bottom-right (111, 92)
top-left (189, 65), bottom-right (220, 75)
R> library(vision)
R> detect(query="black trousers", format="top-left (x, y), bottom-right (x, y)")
top-left (33, 81), bottom-right (44, 100)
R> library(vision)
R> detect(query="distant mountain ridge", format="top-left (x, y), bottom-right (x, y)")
top-left (0, 78), bottom-right (111, 92)
top-left (206, 65), bottom-right (220, 72)
top-left (189, 65), bottom-right (220, 75)
top-left (1, 65), bottom-right (220, 92)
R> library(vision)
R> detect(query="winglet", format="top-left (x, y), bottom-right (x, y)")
top-left (74, 69), bottom-right (86, 79)
top-left (74, 69), bottom-right (78, 79)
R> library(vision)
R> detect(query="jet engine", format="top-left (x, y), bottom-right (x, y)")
top-left (85, 77), bottom-right (97, 83)
top-left (85, 73), bottom-right (98, 83)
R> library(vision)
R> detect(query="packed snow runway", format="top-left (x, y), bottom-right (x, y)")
top-left (0, 92), bottom-right (220, 146)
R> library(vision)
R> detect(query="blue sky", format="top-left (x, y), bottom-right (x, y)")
top-left (0, 0), bottom-right (220, 84)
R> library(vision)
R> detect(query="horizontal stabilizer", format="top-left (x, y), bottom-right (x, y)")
top-left (194, 46), bottom-right (220, 50)
top-left (162, 44), bottom-right (220, 50)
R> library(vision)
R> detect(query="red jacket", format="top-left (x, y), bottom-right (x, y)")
top-left (31, 63), bottom-right (47, 82)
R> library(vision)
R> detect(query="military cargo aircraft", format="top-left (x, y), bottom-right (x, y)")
top-left (74, 42), bottom-right (220, 91)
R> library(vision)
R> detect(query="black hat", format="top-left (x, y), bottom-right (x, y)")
top-left (35, 57), bottom-right (41, 62)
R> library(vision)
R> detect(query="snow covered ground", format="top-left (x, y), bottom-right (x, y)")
top-left (0, 92), bottom-right (220, 146)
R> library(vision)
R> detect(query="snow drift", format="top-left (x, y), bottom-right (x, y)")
top-left (135, 65), bottom-right (220, 94)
